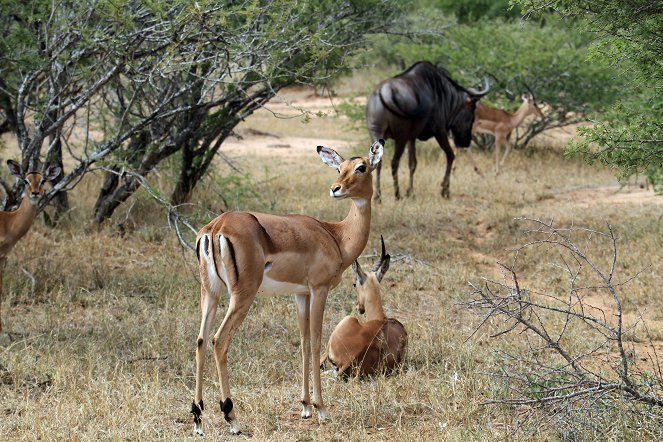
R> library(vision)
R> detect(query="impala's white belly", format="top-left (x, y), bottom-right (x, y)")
top-left (258, 274), bottom-right (308, 296)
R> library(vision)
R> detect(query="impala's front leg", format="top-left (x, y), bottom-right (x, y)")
top-left (193, 285), bottom-right (219, 436)
top-left (212, 292), bottom-right (255, 435)
top-left (310, 287), bottom-right (330, 421)
top-left (295, 293), bottom-right (312, 418)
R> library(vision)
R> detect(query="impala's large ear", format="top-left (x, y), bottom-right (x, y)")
top-left (7, 159), bottom-right (23, 178)
top-left (317, 146), bottom-right (344, 170)
top-left (352, 260), bottom-right (367, 286)
top-left (368, 139), bottom-right (384, 169)
top-left (43, 164), bottom-right (61, 181)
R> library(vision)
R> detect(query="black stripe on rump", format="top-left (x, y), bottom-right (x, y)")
top-left (225, 237), bottom-right (240, 283)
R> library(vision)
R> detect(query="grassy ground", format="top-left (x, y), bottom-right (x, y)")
top-left (0, 85), bottom-right (661, 441)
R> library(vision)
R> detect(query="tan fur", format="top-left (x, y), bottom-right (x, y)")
top-left (192, 141), bottom-right (383, 435)
top-left (0, 161), bottom-right (59, 331)
top-left (326, 241), bottom-right (407, 378)
top-left (473, 93), bottom-right (544, 173)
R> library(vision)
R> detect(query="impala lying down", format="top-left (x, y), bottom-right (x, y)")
top-left (325, 236), bottom-right (407, 378)
top-left (192, 141), bottom-right (383, 435)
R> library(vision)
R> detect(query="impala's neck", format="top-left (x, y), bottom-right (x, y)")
top-left (1, 195), bottom-right (38, 253)
top-left (363, 279), bottom-right (386, 322)
top-left (329, 197), bottom-right (372, 270)
top-left (509, 101), bottom-right (535, 129)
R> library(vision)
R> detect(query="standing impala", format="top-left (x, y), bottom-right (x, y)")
top-left (472, 91), bottom-right (544, 173)
top-left (192, 141), bottom-right (384, 435)
top-left (0, 160), bottom-right (60, 331)
top-left (325, 236), bottom-right (407, 378)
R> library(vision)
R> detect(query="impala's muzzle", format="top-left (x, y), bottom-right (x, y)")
top-left (330, 184), bottom-right (345, 199)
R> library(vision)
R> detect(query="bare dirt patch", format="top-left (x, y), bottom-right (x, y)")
top-left (555, 185), bottom-right (663, 209)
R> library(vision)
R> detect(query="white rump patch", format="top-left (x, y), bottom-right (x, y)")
top-left (200, 234), bottom-right (223, 295)
top-left (216, 235), bottom-right (231, 291)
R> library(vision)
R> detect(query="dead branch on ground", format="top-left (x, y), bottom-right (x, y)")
top-left (465, 218), bottom-right (663, 435)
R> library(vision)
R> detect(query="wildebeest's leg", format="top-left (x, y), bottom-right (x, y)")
top-left (374, 160), bottom-right (383, 202)
top-left (434, 134), bottom-right (455, 199)
top-left (405, 139), bottom-right (417, 197)
top-left (391, 140), bottom-right (407, 199)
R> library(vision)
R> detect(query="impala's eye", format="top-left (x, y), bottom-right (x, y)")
top-left (355, 164), bottom-right (366, 173)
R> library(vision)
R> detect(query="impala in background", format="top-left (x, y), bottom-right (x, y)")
top-left (473, 89), bottom-right (544, 173)
top-left (0, 160), bottom-right (60, 331)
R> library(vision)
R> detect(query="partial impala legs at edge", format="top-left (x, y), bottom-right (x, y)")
top-left (0, 160), bottom-right (60, 332)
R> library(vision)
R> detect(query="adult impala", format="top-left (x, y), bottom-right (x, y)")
top-left (472, 90), bottom-right (544, 173)
top-left (325, 236), bottom-right (407, 378)
top-left (0, 160), bottom-right (60, 331)
top-left (192, 141), bottom-right (384, 435)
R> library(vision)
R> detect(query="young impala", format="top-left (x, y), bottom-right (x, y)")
top-left (325, 236), bottom-right (407, 378)
top-left (472, 91), bottom-right (544, 173)
top-left (192, 141), bottom-right (384, 435)
top-left (0, 160), bottom-right (60, 331)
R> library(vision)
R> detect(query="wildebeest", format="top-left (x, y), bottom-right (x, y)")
top-left (367, 61), bottom-right (490, 200)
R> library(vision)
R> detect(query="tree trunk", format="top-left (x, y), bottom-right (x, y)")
top-left (45, 137), bottom-right (69, 221)
top-left (94, 173), bottom-right (141, 225)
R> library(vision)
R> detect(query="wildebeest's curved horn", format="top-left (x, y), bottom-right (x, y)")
top-left (467, 76), bottom-right (490, 98)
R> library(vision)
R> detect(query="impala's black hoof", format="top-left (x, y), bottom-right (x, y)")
top-left (220, 398), bottom-right (233, 423)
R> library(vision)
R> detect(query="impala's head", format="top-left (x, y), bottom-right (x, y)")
top-left (7, 160), bottom-right (61, 203)
top-left (318, 140), bottom-right (383, 201)
top-left (523, 92), bottom-right (544, 118)
top-left (352, 236), bottom-right (390, 315)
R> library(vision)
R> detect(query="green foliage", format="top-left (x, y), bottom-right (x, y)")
top-left (361, 12), bottom-right (623, 152)
top-left (567, 98), bottom-right (663, 192)
top-left (0, 0), bottom-right (403, 219)
top-left (424, 0), bottom-right (519, 22)
top-left (369, 16), bottom-right (619, 115)
top-left (514, 0), bottom-right (663, 189)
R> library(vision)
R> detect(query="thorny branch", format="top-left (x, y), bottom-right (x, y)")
top-left (465, 218), bottom-right (663, 434)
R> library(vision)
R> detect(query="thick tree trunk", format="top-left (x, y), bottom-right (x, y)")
top-left (45, 137), bottom-right (69, 221)
top-left (94, 173), bottom-right (141, 225)
top-left (170, 142), bottom-right (204, 207)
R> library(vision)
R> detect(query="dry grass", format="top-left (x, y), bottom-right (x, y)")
top-left (0, 84), bottom-right (661, 441)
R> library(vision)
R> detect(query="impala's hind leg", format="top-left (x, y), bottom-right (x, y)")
top-left (193, 285), bottom-right (220, 436)
top-left (212, 290), bottom-right (256, 435)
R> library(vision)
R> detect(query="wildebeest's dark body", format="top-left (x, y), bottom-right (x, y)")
top-left (367, 61), bottom-right (489, 199)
